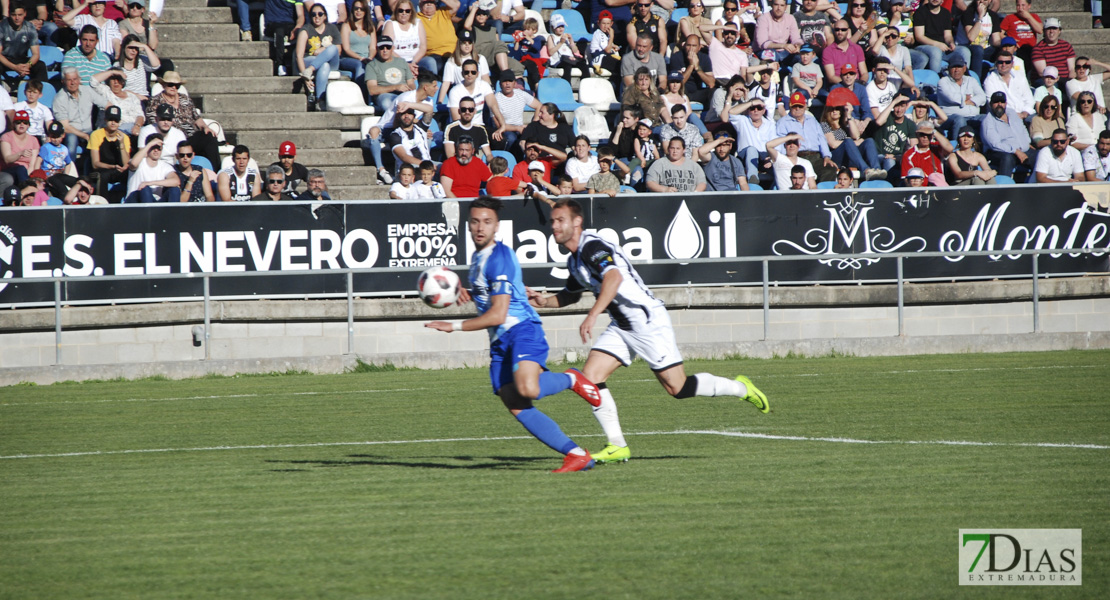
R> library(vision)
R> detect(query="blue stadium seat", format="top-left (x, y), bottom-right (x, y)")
top-left (17, 80), bottom-right (55, 106)
top-left (913, 69), bottom-right (940, 100)
top-left (670, 8), bottom-right (688, 22)
top-left (748, 183), bottom-right (763, 190)
top-left (620, 185), bottom-right (638, 194)
top-left (191, 156), bottom-right (214, 172)
top-left (536, 78), bottom-right (582, 112)
top-left (994, 175), bottom-right (1015, 185)
top-left (39, 46), bottom-right (64, 74)
top-left (816, 181), bottom-right (837, 189)
top-left (859, 180), bottom-right (893, 188)
top-left (492, 150), bottom-right (516, 175)
top-left (553, 9), bottom-right (590, 42)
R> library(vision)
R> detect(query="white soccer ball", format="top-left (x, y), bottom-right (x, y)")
top-left (417, 266), bottom-right (461, 309)
top-left (478, 0), bottom-right (498, 11)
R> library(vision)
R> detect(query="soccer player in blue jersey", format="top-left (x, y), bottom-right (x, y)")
top-left (426, 196), bottom-right (603, 473)
top-left (528, 199), bottom-right (770, 465)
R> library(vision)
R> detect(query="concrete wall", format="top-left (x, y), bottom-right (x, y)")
top-left (2, 277), bottom-right (1109, 385)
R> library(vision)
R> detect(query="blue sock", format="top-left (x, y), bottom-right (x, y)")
top-left (515, 408), bottom-right (577, 454)
top-left (535, 371), bottom-right (570, 400)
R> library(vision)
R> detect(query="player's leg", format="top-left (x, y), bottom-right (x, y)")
top-left (583, 332), bottom-right (633, 463)
top-left (656, 364), bottom-right (769, 413)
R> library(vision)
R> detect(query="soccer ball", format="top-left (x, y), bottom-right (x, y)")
top-left (417, 266), bottom-right (461, 309)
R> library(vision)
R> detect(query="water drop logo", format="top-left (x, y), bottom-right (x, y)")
top-left (664, 200), bottom-right (704, 260)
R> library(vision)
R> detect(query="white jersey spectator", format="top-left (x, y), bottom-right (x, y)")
top-left (447, 79), bottom-right (496, 127)
top-left (1035, 142), bottom-right (1084, 182)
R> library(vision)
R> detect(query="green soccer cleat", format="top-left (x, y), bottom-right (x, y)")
top-left (736, 375), bottom-right (769, 413)
top-left (590, 444), bottom-right (631, 464)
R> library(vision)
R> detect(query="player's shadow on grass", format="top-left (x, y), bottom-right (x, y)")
top-left (267, 455), bottom-right (555, 471)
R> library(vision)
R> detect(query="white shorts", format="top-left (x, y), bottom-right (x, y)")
top-left (592, 304), bottom-right (683, 372)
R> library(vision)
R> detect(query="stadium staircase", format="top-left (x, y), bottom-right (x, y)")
top-left (157, 0), bottom-right (387, 199)
top-left (152, 0), bottom-right (1106, 202)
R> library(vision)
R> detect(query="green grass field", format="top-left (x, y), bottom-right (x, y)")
top-left (2, 351), bottom-right (1108, 599)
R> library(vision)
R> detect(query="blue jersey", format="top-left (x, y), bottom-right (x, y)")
top-left (469, 240), bottom-right (542, 343)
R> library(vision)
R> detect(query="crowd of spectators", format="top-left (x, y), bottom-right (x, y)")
top-left (3, 0), bottom-right (1108, 206)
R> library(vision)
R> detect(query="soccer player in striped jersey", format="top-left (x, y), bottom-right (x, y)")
top-left (528, 199), bottom-right (769, 464)
top-left (426, 196), bottom-right (602, 473)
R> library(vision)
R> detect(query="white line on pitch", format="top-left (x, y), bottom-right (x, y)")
top-left (2, 430), bottom-right (1106, 460)
top-left (0, 388), bottom-right (426, 407)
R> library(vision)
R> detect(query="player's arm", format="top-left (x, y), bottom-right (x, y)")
top-left (427, 294), bottom-right (508, 332)
top-left (528, 286), bottom-right (583, 309)
top-left (579, 268), bottom-right (622, 343)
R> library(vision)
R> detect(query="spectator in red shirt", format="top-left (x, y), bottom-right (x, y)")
top-left (509, 143), bottom-right (551, 190)
top-left (1000, 0), bottom-right (1043, 70)
top-left (440, 135), bottom-right (491, 198)
top-left (900, 121), bottom-right (952, 186)
top-left (1030, 18), bottom-right (1076, 81)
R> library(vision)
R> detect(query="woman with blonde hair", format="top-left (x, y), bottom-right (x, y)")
top-left (1067, 91), bottom-right (1108, 152)
top-left (339, 0), bottom-right (376, 85)
top-left (621, 67), bottom-right (667, 126)
top-left (383, 0), bottom-right (433, 77)
top-left (439, 30), bottom-right (491, 104)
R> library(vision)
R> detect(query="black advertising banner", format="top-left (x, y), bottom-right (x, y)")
top-left (0, 185), bottom-right (1107, 307)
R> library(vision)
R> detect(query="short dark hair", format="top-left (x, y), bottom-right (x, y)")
top-left (668, 136), bottom-right (686, 149)
top-left (670, 104), bottom-right (687, 115)
top-left (553, 197), bottom-right (583, 218)
top-left (1099, 130), bottom-right (1110, 141)
top-left (419, 160), bottom-right (436, 171)
top-left (79, 24), bottom-right (99, 39)
top-left (470, 196), bottom-right (503, 215)
top-left (232, 144), bottom-right (250, 157)
top-left (622, 104), bottom-right (643, 119)
top-left (416, 68), bottom-right (438, 86)
top-left (790, 165), bottom-right (806, 176)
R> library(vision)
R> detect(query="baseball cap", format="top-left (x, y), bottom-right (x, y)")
top-left (279, 141), bottom-right (296, 156)
top-left (990, 91), bottom-right (1008, 104)
top-left (550, 14), bottom-right (566, 29)
top-left (906, 168), bottom-right (925, 179)
top-left (638, 118), bottom-right (653, 128)
top-left (105, 105), bottom-right (122, 122)
top-left (1044, 17), bottom-right (1061, 29)
top-left (156, 104), bottom-right (175, 120)
top-left (667, 71), bottom-right (682, 82)
top-left (800, 44), bottom-right (814, 53)
top-left (499, 69), bottom-right (516, 82)
top-left (947, 55), bottom-right (966, 68)
top-left (46, 121), bottom-right (64, 137)
top-left (789, 91), bottom-right (807, 107)
top-left (528, 160), bottom-right (545, 173)
top-left (29, 169), bottom-right (47, 180)
top-left (458, 29), bottom-right (474, 43)
top-left (4, 186), bottom-right (19, 206)
top-left (13, 110), bottom-right (29, 123)
top-left (1001, 36), bottom-right (1017, 46)
top-left (714, 129), bottom-right (734, 141)
top-left (889, 0), bottom-right (904, 4)
top-left (598, 9), bottom-right (613, 20)
top-left (840, 63), bottom-right (856, 75)
top-left (377, 35), bottom-right (394, 48)
top-left (128, 0), bottom-right (146, 6)
top-left (957, 126), bottom-right (977, 138)
top-left (1043, 66), bottom-right (1059, 79)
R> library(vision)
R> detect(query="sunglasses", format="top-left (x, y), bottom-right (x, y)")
top-left (164, 83), bottom-right (180, 88)
top-left (21, 192), bottom-right (36, 200)
top-left (177, 152), bottom-right (194, 157)
top-left (834, 27), bottom-right (849, 32)
top-left (268, 179), bottom-right (285, 184)
top-left (1079, 99), bottom-right (1095, 104)
top-left (851, 2), bottom-right (867, 6)
top-left (1043, 104), bottom-right (1058, 109)
top-left (724, 6), bottom-right (738, 10)
top-left (637, 3), bottom-right (651, 6)
top-left (150, 145), bottom-right (163, 151)
top-left (396, 8), bottom-right (411, 13)
top-left (724, 30), bottom-right (738, 35)
top-left (311, 11), bottom-right (327, 16)
top-left (749, 105), bottom-right (765, 111)
top-left (279, 155), bottom-right (294, 159)
top-left (353, 6), bottom-right (366, 10)
top-left (458, 106), bottom-right (475, 112)
top-left (463, 70), bottom-right (478, 75)
top-left (886, 34), bottom-right (899, 40)
top-left (1077, 64), bottom-right (1091, 69)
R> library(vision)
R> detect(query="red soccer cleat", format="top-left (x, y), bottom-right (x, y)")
top-left (552, 451), bottom-right (595, 473)
top-left (565, 368), bottom-right (601, 407)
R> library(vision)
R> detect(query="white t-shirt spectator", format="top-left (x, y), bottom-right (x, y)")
top-left (1034, 145), bottom-right (1084, 182)
top-left (13, 101), bottom-right (52, 138)
top-left (127, 159), bottom-right (176, 198)
top-left (1066, 74), bottom-right (1107, 111)
top-left (565, 154), bottom-right (600, 186)
top-left (866, 80), bottom-right (899, 115)
top-left (447, 80), bottom-right (495, 127)
top-left (443, 56), bottom-right (491, 89)
top-left (877, 44), bottom-right (912, 90)
top-left (494, 89), bottom-right (535, 127)
top-left (390, 182), bottom-right (422, 199)
top-left (773, 153), bottom-right (815, 190)
top-left (138, 125), bottom-right (188, 166)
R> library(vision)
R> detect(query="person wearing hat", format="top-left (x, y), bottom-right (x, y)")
top-left (440, 29), bottom-right (492, 105)
top-left (546, 12), bottom-right (589, 87)
top-left (937, 55), bottom-right (986, 137)
top-left (0, 6), bottom-right (48, 89)
top-left (62, 1), bottom-right (122, 59)
top-left (697, 127), bottom-right (750, 192)
top-left (137, 103), bottom-right (186, 167)
top-left (144, 71), bottom-right (221, 168)
top-left (36, 121), bottom-right (76, 195)
top-left (900, 120), bottom-right (951, 186)
top-left (790, 43), bottom-right (823, 101)
top-left (523, 159), bottom-right (560, 204)
top-left (1, 109), bottom-right (40, 187)
top-left (60, 24), bottom-right (113, 85)
top-left (947, 125), bottom-right (997, 185)
top-left (417, 0), bottom-right (460, 72)
top-left (984, 51), bottom-right (1034, 124)
top-left (828, 62), bottom-right (872, 128)
top-left (88, 104), bottom-right (131, 202)
top-left (365, 35), bottom-right (416, 116)
top-left (981, 90), bottom-right (1033, 177)
top-left (1031, 17), bottom-right (1076, 81)
top-left (270, 141), bottom-right (309, 196)
top-left (910, 0), bottom-right (971, 73)
top-left (903, 166), bottom-right (927, 187)
top-left (490, 68), bottom-right (540, 156)
top-left (124, 132), bottom-right (180, 203)
top-left (775, 90), bottom-right (837, 182)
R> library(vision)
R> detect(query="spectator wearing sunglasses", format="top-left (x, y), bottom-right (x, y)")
top-left (1034, 128), bottom-right (1085, 183)
top-left (175, 142), bottom-right (215, 202)
top-left (1065, 57), bottom-right (1110, 114)
top-left (294, 4), bottom-right (342, 108)
top-left (270, 140), bottom-right (309, 196)
top-left (1066, 91), bottom-right (1107, 152)
top-left (250, 165), bottom-right (296, 201)
top-left (983, 51), bottom-right (1034, 122)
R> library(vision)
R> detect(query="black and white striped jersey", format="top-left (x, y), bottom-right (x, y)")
top-left (564, 231), bottom-right (664, 330)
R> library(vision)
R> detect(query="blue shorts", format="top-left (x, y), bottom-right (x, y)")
top-left (488, 320), bottom-right (550, 393)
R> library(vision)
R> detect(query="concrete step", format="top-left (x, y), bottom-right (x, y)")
top-left (1046, 13), bottom-right (1097, 30)
top-left (1000, 0), bottom-right (1085, 12)
top-left (159, 7), bottom-right (232, 24)
top-left (158, 23), bottom-right (240, 43)
top-left (1071, 44), bottom-right (1110, 61)
top-left (232, 128), bottom-right (347, 149)
top-left (172, 58), bottom-right (273, 78)
top-left (305, 165), bottom-right (381, 186)
top-left (158, 41), bottom-right (270, 59)
top-left (186, 76), bottom-right (294, 95)
top-left (327, 184), bottom-right (391, 201)
top-left (202, 93), bottom-right (308, 113)
top-left (253, 147), bottom-right (366, 166)
top-left (168, 0), bottom-right (215, 7)
top-left (1064, 29), bottom-right (1110, 44)
top-left (206, 111), bottom-right (363, 131)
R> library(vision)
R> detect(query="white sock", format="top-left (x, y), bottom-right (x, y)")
top-left (694, 373), bottom-right (745, 397)
top-left (566, 372), bottom-right (576, 387)
top-left (592, 387), bottom-right (627, 447)
top-left (568, 447), bottom-right (586, 456)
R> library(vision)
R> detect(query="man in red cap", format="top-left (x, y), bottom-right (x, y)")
top-left (269, 140), bottom-right (308, 196)
top-left (774, 90), bottom-right (836, 182)
top-left (828, 63), bottom-right (872, 130)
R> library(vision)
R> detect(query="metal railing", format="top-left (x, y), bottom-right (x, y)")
top-left (3, 247), bottom-right (1103, 365)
